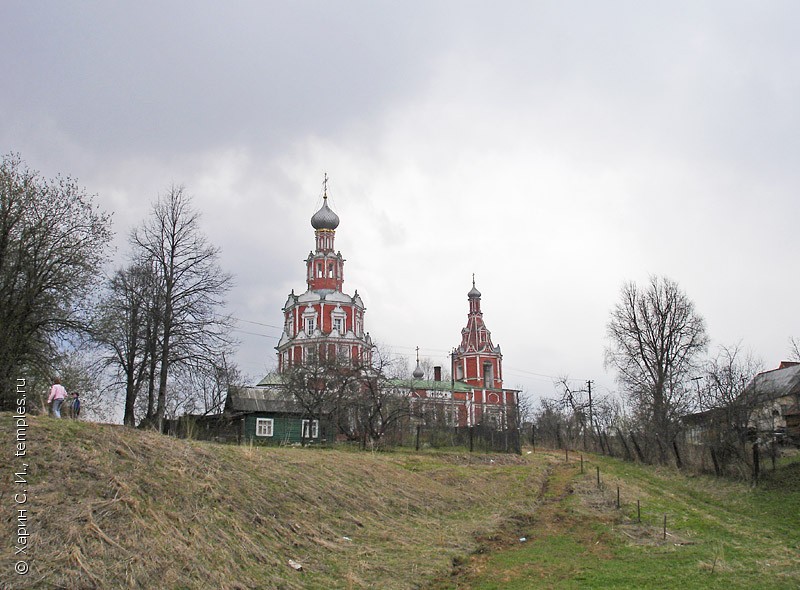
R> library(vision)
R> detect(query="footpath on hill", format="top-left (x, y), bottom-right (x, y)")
top-left (427, 448), bottom-right (800, 589)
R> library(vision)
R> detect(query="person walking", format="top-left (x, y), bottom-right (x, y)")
top-left (48, 377), bottom-right (68, 418)
top-left (71, 391), bottom-right (81, 419)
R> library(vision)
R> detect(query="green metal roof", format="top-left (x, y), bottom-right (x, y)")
top-left (388, 378), bottom-right (473, 392)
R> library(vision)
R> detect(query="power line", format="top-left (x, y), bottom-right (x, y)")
top-left (503, 367), bottom-right (560, 381)
top-left (233, 317), bottom-right (283, 330)
top-left (231, 328), bottom-right (277, 339)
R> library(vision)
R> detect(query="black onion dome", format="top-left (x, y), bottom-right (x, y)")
top-left (311, 197), bottom-right (340, 230)
top-left (468, 274), bottom-right (481, 298)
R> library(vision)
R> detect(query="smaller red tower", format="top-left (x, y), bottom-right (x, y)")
top-left (452, 276), bottom-right (503, 390)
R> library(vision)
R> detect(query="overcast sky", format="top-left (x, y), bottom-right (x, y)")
top-left (3, 2), bottom-right (799, 405)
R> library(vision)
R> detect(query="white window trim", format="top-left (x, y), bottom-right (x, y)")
top-left (301, 419), bottom-right (319, 439)
top-left (256, 417), bottom-right (274, 437)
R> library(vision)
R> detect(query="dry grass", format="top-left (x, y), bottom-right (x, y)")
top-left (0, 415), bottom-right (548, 589)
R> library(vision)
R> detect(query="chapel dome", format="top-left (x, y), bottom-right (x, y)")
top-left (468, 284), bottom-right (481, 299)
top-left (311, 197), bottom-right (340, 230)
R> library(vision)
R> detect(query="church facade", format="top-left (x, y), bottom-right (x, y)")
top-left (275, 180), bottom-right (372, 372)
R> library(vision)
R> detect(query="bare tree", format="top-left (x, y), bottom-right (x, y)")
top-left (533, 399), bottom-right (570, 449)
top-left (0, 153), bottom-right (112, 410)
top-left (281, 351), bottom-right (359, 444)
top-left (281, 343), bottom-right (413, 447)
top-left (348, 346), bottom-right (411, 448)
top-left (164, 356), bottom-right (243, 419)
top-left (605, 276), bottom-right (709, 462)
top-left (131, 186), bottom-right (233, 431)
top-left (700, 344), bottom-right (761, 412)
top-left (94, 262), bottom-right (160, 426)
top-left (696, 344), bottom-right (763, 474)
top-left (553, 377), bottom-right (591, 449)
top-left (789, 337), bottom-right (800, 362)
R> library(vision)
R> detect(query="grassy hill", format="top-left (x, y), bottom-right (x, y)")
top-left (1, 415), bottom-right (798, 589)
top-left (1, 415), bottom-right (545, 589)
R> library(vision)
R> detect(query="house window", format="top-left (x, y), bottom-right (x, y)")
top-left (305, 318), bottom-right (315, 334)
top-left (333, 317), bottom-right (343, 332)
top-left (256, 418), bottom-right (274, 437)
top-left (302, 419), bottom-right (319, 439)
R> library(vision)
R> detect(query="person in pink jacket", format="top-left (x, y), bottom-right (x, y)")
top-left (48, 376), bottom-right (68, 418)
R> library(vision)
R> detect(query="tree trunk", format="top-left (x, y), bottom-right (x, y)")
top-left (710, 446), bottom-right (721, 476)
top-left (616, 427), bottom-right (633, 461)
top-left (672, 440), bottom-right (683, 469)
top-left (630, 432), bottom-right (646, 463)
top-left (752, 442), bottom-right (760, 484)
top-left (124, 365), bottom-right (137, 426)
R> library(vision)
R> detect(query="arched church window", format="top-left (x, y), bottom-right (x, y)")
top-left (483, 361), bottom-right (493, 388)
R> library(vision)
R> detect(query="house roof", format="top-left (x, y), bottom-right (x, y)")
top-left (748, 363), bottom-right (800, 399)
top-left (225, 386), bottom-right (301, 414)
top-left (684, 364), bottom-right (800, 424)
top-left (257, 373), bottom-right (286, 387)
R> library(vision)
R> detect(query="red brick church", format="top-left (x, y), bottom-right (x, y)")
top-left (260, 176), bottom-right (518, 432)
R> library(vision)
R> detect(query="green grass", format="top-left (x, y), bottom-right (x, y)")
top-left (440, 451), bottom-right (800, 589)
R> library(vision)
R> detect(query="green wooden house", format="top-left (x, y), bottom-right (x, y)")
top-left (224, 385), bottom-right (330, 445)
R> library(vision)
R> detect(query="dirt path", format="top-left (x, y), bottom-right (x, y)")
top-left (425, 454), bottom-right (582, 589)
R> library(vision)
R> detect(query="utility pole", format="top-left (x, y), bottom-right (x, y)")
top-left (450, 348), bottom-right (455, 388)
top-left (587, 380), bottom-right (594, 449)
top-left (691, 376), bottom-right (702, 411)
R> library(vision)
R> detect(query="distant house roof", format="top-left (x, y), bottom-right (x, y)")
top-left (682, 406), bottom-right (726, 425)
top-left (683, 363), bottom-right (800, 424)
top-left (747, 363), bottom-right (800, 400)
top-left (256, 373), bottom-right (286, 387)
top-left (225, 386), bottom-right (301, 415)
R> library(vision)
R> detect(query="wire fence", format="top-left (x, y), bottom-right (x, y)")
top-left (523, 422), bottom-right (792, 481)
